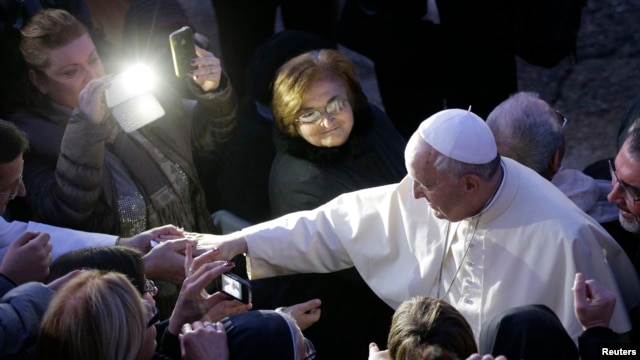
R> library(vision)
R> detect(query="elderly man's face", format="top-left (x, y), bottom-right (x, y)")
top-left (0, 156), bottom-right (26, 215)
top-left (405, 135), bottom-right (469, 222)
top-left (607, 140), bottom-right (640, 233)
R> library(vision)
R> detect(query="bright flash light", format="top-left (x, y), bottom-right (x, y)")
top-left (104, 63), bottom-right (165, 133)
top-left (120, 63), bottom-right (156, 96)
top-left (105, 63), bottom-right (156, 109)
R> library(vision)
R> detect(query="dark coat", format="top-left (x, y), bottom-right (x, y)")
top-left (252, 103), bottom-right (405, 359)
top-left (269, 103), bottom-right (407, 217)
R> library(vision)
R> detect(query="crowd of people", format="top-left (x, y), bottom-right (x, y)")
top-left (0, 1), bottom-right (638, 360)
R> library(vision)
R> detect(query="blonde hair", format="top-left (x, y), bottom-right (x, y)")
top-left (20, 8), bottom-right (88, 71)
top-left (271, 49), bottom-right (368, 137)
top-left (388, 297), bottom-right (477, 360)
top-left (37, 270), bottom-right (147, 360)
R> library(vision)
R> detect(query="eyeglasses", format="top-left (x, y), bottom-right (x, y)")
top-left (144, 279), bottom-right (158, 297)
top-left (554, 109), bottom-right (568, 128)
top-left (302, 337), bottom-right (316, 360)
top-left (295, 97), bottom-right (349, 124)
top-left (143, 299), bottom-right (159, 328)
top-left (0, 173), bottom-right (23, 201)
top-left (609, 159), bottom-right (640, 203)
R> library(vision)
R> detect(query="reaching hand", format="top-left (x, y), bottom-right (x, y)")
top-left (168, 245), bottom-right (250, 335)
top-left (180, 321), bottom-right (229, 360)
top-left (278, 299), bottom-right (322, 331)
top-left (572, 272), bottom-right (616, 330)
top-left (119, 224), bottom-right (185, 253)
top-left (0, 231), bottom-right (51, 284)
top-left (368, 343), bottom-right (391, 360)
top-left (143, 238), bottom-right (197, 284)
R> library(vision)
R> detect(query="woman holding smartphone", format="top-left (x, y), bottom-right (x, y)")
top-left (7, 9), bottom-right (236, 237)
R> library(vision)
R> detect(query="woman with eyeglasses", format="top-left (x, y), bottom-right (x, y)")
top-left (252, 48), bottom-right (405, 359)
top-left (269, 49), bottom-right (406, 217)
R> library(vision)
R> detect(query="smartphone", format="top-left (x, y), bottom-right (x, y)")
top-left (217, 272), bottom-right (252, 304)
top-left (169, 26), bottom-right (196, 77)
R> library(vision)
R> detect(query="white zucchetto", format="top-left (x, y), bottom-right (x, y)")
top-left (418, 108), bottom-right (498, 164)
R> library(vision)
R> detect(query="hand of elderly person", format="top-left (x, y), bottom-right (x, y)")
top-left (168, 245), bottom-right (251, 335)
top-left (180, 321), bottom-right (229, 360)
top-left (193, 232), bottom-right (248, 266)
top-left (118, 224), bottom-right (185, 253)
top-left (277, 298), bottom-right (322, 331)
top-left (368, 343), bottom-right (391, 360)
top-left (76, 75), bottom-right (114, 124)
top-left (189, 46), bottom-right (223, 93)
top-left (143, 238), bottom-right (197, 284)
top-left (0, 231), bottom-right (51, 285)
top-left (572, 272), bottom-right (617, 330)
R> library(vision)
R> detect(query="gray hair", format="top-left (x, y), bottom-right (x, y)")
top-left (486, 92), bottom-right (564, 176)
top-left (625, 126), bottom-right (640, 162)
top-left (434, 153), bottom-right (501, 181)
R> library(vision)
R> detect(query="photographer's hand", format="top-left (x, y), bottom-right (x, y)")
top-left (168, 245), bottom-right (250, 335)
top-left (77, 75), bottom-right (114, 124)
top-left (189, 46), bottom-right (222, 93)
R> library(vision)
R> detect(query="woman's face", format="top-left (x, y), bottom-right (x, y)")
top-left (135, 300), bottom-right (158, 360)
top-left (30, 33), bottom-right (104, 109)
top-left (294, 77), bottom-right (354, 147)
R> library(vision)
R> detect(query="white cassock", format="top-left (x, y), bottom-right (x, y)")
top-left (243, 157), bottom-right (640, 342)
top-left (0, 218), bottom-right (117, 262)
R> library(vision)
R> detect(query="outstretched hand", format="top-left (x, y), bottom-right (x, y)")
top-left (168, 244), bottom-right (251, 335)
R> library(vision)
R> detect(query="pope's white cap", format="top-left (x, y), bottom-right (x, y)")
top-left (418, 108), bottom-right (497, 164)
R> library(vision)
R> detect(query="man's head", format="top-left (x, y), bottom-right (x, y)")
top-left (608, 127), bottom-right (640, 233)
top-left (486, 92), bottom-right (566, 180)
top-left (0, 119), bottom-right (28, 215)
top-left (405, 109), bottom-right (501, 222)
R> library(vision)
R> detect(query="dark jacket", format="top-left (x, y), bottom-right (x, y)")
top-left (253, 103), bottom-right (405, 359)
top-left (269, 103), bottom-right (407, 217)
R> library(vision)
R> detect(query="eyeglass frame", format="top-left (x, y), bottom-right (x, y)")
top-left (554, 109), bottom-right (568, 128)
top-left (142, 299), bottom-right (160, 328)
top-left (0, 163), bottom-right (23, 201)
top-left (609, 159), bottom-right (640, 203)
top-left (302, 337), bottom-right (316, 360)
top-left (294, 96), bottom-right (349, 125)
top-left (144, 279), bottom-right (158, 297)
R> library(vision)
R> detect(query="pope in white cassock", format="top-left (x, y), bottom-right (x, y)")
top-left (198, 108), bottom-right (640, 342)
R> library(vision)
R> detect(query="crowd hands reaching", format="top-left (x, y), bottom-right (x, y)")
top-left (1, 1), bottom-right (639, 359)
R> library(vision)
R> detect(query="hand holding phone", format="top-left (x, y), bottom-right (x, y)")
top-left (217, 272), bottom-right (252, 304)
top-left (169, 26), bottom-right (197, 77)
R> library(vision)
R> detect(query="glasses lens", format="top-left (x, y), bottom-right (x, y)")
top-left (144, 279), bottom-right (158, 296)
top-left (326, 97), bottom-right (346, 115)
top-left (554, 110), bottom-right (568, 128)
top-left (297, 111), bottom-right (322, 123)
top-left (610, 160), bottom-right (637, 203)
